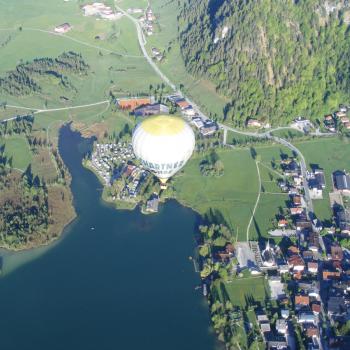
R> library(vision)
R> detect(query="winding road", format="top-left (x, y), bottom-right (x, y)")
top-left (115, 2), bottom-right (319, 228)
top-left (2, 3), bottom-right (320, 232)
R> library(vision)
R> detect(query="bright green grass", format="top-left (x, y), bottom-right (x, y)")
top-left (0, 135), bottom-right (32, 171)
top-left (295, 137), bottom-right (350, 222)
top-left (174, 149), bottom-right (259, 241)
top-left (0, 0), bottom-right (163, 112)
top-left (214, 277), bottom-right (269, 307)
top-left (271, 128), bottom-right (304, 139)
top-left (248, 145), bottom-right (292, 239)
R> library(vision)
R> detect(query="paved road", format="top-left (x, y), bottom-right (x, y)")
top-left (116, 2), bottom-right (324, 219)
top-left (273, 136), bottom-right (314, 217)
top-left (115, 4), bottom-right (177, 91)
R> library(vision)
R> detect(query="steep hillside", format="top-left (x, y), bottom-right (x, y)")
top-left (178, 0), bottom-right (350, 126)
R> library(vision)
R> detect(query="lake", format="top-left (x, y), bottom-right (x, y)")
top-left (0, 125), bottom-right (220, 350)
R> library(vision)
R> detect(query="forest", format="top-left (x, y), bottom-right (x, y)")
top-left (178, 0), bottom-right (350, 126)
top-left (0, 164), bottom-right (49, 248)
top-left (0, 51), bottom-right (89, 96)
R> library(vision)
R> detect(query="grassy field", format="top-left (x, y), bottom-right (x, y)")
top-left (173, 149), bottom-right (259, 241)
top-left (173, 143), bottom-right (294, 241)
top-left (0, 135), bottom-right (32, 171)
top-left (271, 128), bottom-right (304, 139)
top-left (295, 136), bottom-right (350, 222)
top-left (214, 276), bottom-right (269, 307)
top-left (0, 0), bottom-right (163, 113)
top-left (248, 145), bottom-right (292, 238)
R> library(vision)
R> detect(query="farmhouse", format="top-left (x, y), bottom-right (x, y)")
top-left (54, 23), bottom-right (72, 34)
top-left (246, 118), bottom-right (262, 128)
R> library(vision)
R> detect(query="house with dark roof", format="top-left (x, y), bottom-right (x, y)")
top-left (315, 170), bottom-right (326, 189)
top-left (331, 245), bottom-right (344, 261)
top-left (333, 170), bottom-right (350, 194)
top-left (327, 296), bottom-right (346, 317)
top-left (337, 210), bottom-right (350, 234)
top-left (134, 103), bottom-right (169, 117)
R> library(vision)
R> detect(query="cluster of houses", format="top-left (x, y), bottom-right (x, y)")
top-left (151, 47), bottom-right (163, 61)
top-left (82, 2), bottom-right (122, 20)
top-left (324, 106), bottom-right (350, 132)
top-left (117, 163), bottom-right (149, 200)
top-left (139, 6), bottom-right (155, 36)
top-left (333, 170), bottom-right (350, 235)
top-left (167, 94), bottom-right (219, 136)
top-left (115, 95), bottom-right (219, 137)
top-left (245, 233), bottom-right (350, 350)
top-left (89, 142), bottom-right (135, 185)
top-left (291, 117), bottom-right (314, 133)
top-left (89, 141), bottom-right (152, 202)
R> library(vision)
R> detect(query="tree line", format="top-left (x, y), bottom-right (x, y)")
top-left (0, 51), bottom-right (89, 96)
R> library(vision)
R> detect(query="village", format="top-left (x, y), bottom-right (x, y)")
top-left (87, 93), bottom-right (219, 212)
top-left (86, 92), bottom-right (350, 350)
top-left (197, 146), bottom-right (350, 350)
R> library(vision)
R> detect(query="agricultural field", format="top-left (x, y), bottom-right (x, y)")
top-left (0, 135), bottom-right (32, 171)
top-left (173, 143), bottom-right (295, 241)
top-left (295, 136), bottom-right (350, 222)
top-left (0, 0), bottom-right (163, 115)
top-left (173, 148), bottom-right (259, 241)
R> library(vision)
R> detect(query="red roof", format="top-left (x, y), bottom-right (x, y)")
top-left (322, 270), bottom-right (341, 280)
top-left (312, 303), bottom-right (321, 314)
top-left (118, 98), bottom-right (151, 110)
top-left (278, 219), bottom-right (288, 227)
top-left (306, 326), bottom-right (319, 338)
top-left (176, 100), bottom-right (190, 109)
top-left (295, 295), bottom-right (310, 306)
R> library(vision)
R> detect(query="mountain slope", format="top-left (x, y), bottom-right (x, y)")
top-left (178, 0), bottom-right (350, 126)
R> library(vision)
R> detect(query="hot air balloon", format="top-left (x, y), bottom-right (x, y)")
top-left (132, 115), bottom-right (195, 189)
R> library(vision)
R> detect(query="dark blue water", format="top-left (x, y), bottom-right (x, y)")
top-left (0, 126), bottom-right (219, 350)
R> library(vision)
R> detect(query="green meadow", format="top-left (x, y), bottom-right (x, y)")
top-left (0, 135), bottom-right (32, 171)
top-left (0, 0), bottom-right (163, 114)
top-left (295, 137), bottom-right (350, 222)
top-left (214, 276), bottom-right (269, 308)
top-left (174, 149), bottom-right (259, 240)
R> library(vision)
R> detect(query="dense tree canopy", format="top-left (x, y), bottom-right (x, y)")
top-left (178, 0), bottom-right (350, 126)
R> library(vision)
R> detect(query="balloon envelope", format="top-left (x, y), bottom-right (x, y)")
top-left (132, 115), bottom-right (195, 182)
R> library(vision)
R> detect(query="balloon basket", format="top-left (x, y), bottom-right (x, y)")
top-left (160, 183), bottom-right (167, 190)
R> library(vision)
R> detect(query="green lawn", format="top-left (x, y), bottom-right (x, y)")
top-left (214, 276), bottom-right (269, 308)
top-left (271, 128), bottom-right (304, 139)
top-left (0, 135), bottom-right (32, 171)
top-left (295, 137), bottom-right (350, 222)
